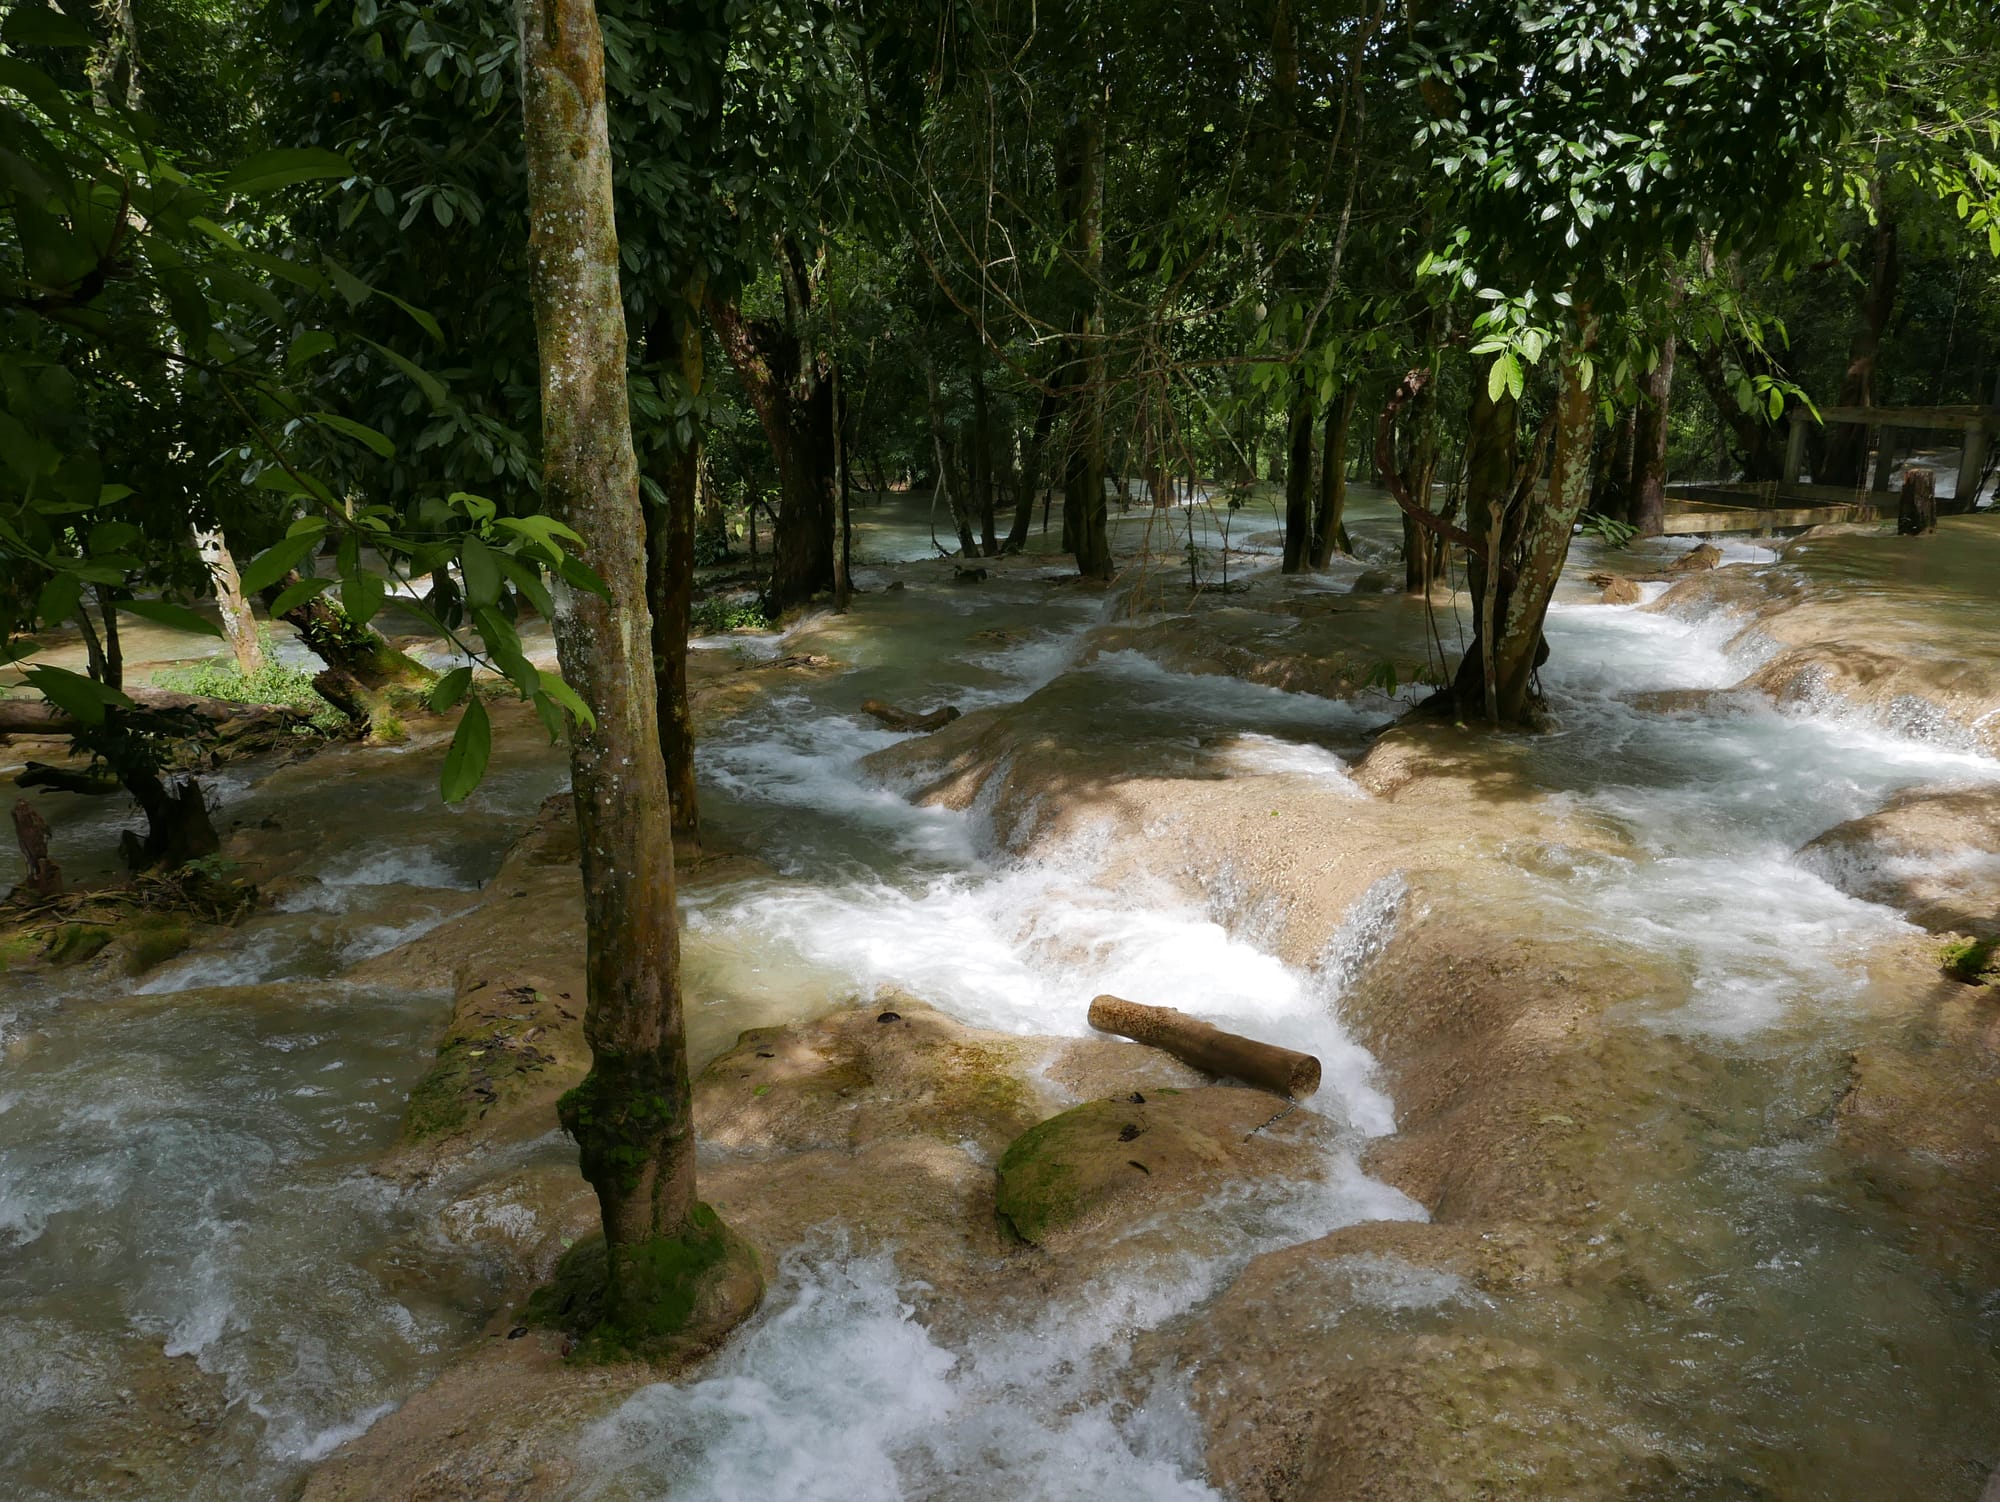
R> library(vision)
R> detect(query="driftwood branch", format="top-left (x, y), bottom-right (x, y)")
top-left (1088, 994), bottom-right (1321, 1099)
top-left (0, 687), bottom-right (300, 738)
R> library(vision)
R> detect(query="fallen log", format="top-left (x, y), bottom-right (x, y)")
top-left (861, 698), bottom-right (962, 734)
top-left (1087, 994), bottom-right (1321, 1100)
top-left (0, 687), bottom-right (301, 737)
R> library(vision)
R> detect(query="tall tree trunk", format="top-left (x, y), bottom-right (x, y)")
top-left (195, 526), bottom-right (264, 676)
top-left (1448, 382), bottom-right (1520, 719)
top-left (924, 358), bottom-right (979, 556)
top-left (1060, 105), bottom-right (1111, 580)
top-left (1004, 389), bottom-right (1059, 553)
top-left (833, 366), bottom-right (853, 609)
top-left (1818, 215), bottom-right (1898, 487)
top-left (1309, 387), bottom-right (1357, 567)
top-left (518, 0), bottom-right (754, 1347)
top-left (1631, 332), bottom-right (1676, 537)
top-left (970, 342), bottom-right (997, 555)
top-left (706, 297), bottom-right (836, 611)
top-left (642, 307), bottom-right (701, 846)
top-left (1280, 394), bottom-right (1314, 573)
top-left (1491, 324), bottom-right (1598, 723)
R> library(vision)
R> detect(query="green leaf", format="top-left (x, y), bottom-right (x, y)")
top-left (323, 255), bottom-right (373, 308)
top-left (427, 664), bottom-right (473, 713)
top-left (221, 149), bottom-right (352, 197)
top-left (2, 5), bottom-right (95, 48)
top-left (268, 575), bottom-right (335, 616)
top-left (341, 569), bottom-right (386, 625)
top-left (23, 664), bottom-right (133, 725)
top-left (440, 698), bottom-right (491, 804)
top-left (310, 412), bottom-right (395, 458)
top-left (536, 669), bottom-right (595, 731)
top-left (360, 338), bottom-right (447, 408)
top-left (459, 535), bottom-right (502, 608)
top-left (35, 572), bottom-right (82, 630)
top-left (240, 533), bottom-right (325, 596)
top-left (114, 599), bottom-right (223, 638)
top-left (288, 330), bottom-right (337, 367)
top-left (1487, 354), bottom-right (1512, 403)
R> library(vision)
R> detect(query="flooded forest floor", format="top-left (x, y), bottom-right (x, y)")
top-left (5, 492), bottom-right (2000, 1501)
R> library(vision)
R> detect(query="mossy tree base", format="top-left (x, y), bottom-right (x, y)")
top-left (524, 1204), bottom-right (763, 1365)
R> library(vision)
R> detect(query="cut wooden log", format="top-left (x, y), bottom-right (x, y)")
top-left (0, 686), bottom-right (299, 737)
top-left (1087, 995), bottom-right (1321, 1100)
top-left (861, 699), bottom-right (963, 733)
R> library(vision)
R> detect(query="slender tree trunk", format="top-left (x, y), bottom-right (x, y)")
top-left (1310, 387), bottom-right (1356, 567)
top-left (518, 0), bottom-right (751, 1339)
top-left (643, 307), bottom-right (701, 845)
top-left (1631, 332), bottom-right (1676, 537)
top-left (970, 343), bottom-right (997, 555)
top-left (195, 526), bottom-right (264, 676)
top-left (1819, 215), bottom-right (1898, 487)
top-left (1004, 390), bottom-right (1059, 553)
top-left (706, 297), bottom-right (836, 611)
top-left (1281, 394), bottom-right (1314, 573)
top-left (1060, 105), bottom-right (1112, 580)
top-left (1691, 342), bottom-right (1785, 480)
top-left (1492, 324), bottom-right (1598, 723)
top-left (1448, 382), bottom-right (1519, 719)
top-left (833, 367), bottom-right (853, 609)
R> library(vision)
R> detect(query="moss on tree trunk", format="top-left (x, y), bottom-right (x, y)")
top-left (517, 0), bottom-right (756, 1354)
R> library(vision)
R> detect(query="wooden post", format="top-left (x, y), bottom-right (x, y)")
top-left (1957, 419), bottom-right (1990, 509)
top-left (1087, 995), bottom-right (1321, 1099)
top-left (10, 799), bottom-right (62, 899)
top-left (1870, 427), bottom-right (1898, 494)
top-left (1785, 411), bottom-right (1809, 484)
top-left (1898, 469), bottom-right (1937, 536)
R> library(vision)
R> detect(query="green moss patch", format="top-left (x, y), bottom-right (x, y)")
top-left (399, 1014), bottom-right (557, 1144)
top-left (1944, 935), bottom-right (1998, 985)
top-left (524, 1203), bottom-right (762, 1363)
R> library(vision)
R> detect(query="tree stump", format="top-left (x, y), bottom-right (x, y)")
top-left (1899, 469), bottom-right (1937, 536)
top-left (10, 799), bottom-right (62, 900)
top-left (1087, 995), bottom-right (1321, 1099)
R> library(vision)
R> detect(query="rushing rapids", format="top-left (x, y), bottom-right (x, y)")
top-left (4, 493), bottom-right (1998, 1500)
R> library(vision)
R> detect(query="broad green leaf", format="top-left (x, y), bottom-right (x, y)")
top-left (536, 669), bottom-right (595, 731)
top-left (268, 575), bottom-right (336, 616)
top-left (459, 535), bottom-right (501, 607)
top-left (240, 533), bottom-right (325, 596)
top-left (310, 412), bottom-right (395, 458)
top-left (440, 698), bottom-right (490, 804)
top-left (2, 5), bottom-right (94, 48)
top-left (23, 664), bottom-right (133, 725)
top-left (288, 330), bottom-right (337, 367)
top-left (427, 665), bottom-right (473, 713)
top-left (360, 338), bottom-right (447, 408)
top-left (222, 149), bottom-right (352, 197)
top-left (341, 569), bottom-right (386, 625)
top-left (114, 599), bottom-right (223, 638)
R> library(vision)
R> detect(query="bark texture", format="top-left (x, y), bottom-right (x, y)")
top-left (707, 295), bottom-right (837, 611)
top-left (195, 526), bottom-right (263, 676)
top-left (1087, 995), bottom-right (1321, 1100)
top-left (518, 0), bottom-right (731, 1326)
top-left (1631, 333), bottom-right (1675, 537)
top-left (1280, 395), bottom-right (1314, 574)
top-left (643, 309), bottom-right (702, 844)
top-left (1309, 387), bottom-right (1356, 567)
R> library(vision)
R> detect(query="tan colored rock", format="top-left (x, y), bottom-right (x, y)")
top-left (1800, 784), bottom-right (2000, 937)
top-left (1598, 574), bottom-right (1643, 605)
top-left (1667, 541), bottom-right (1724, 573)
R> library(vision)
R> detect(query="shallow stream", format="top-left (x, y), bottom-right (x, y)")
top-left (3, 492), bottom-right (1998, 1498)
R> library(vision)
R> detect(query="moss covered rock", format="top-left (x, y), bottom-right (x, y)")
top-left (994, 1087), bottom-right (1328, 1249)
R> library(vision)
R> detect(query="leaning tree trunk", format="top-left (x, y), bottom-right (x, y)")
top-left (643, 307), bottom-right (702, 845)
top-left (261, 573), bottom-right (434, 733)
top-left (1631, 331), bottom-right (1676, 537)
top-left (518, 0), bottom-right (752, 1342)
top-left (1280, 393), bottom-right (1314, 574)
top-left (1310, 386), bottom-right (1357, 567)
top-left (1491, 325), bottom-right (1598, 723)
top-left (194, 525), bottom-right (264, 676)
